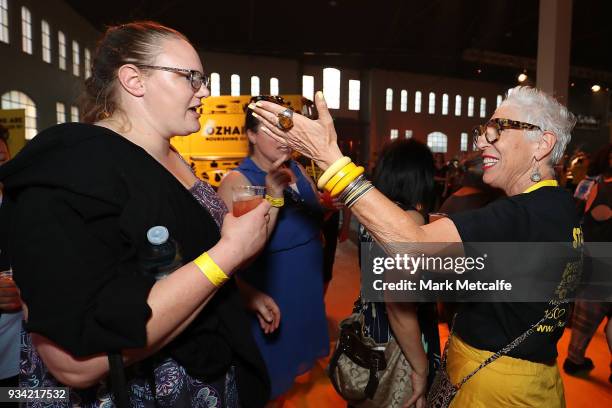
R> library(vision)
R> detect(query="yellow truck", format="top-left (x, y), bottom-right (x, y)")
top-left (170, 95), bottom-right (313, 187)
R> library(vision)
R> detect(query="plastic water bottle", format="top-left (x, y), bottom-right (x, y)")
top-left (140, 226), bottom-right (183, 280)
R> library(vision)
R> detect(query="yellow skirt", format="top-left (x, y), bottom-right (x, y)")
top-left (446, 336), bottom-right (565, 408)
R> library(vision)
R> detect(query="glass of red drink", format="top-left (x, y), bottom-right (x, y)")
top-left (232, 185), bottom-right (265, 216)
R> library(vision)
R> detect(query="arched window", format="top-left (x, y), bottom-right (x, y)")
top-left (58, 31), bottom-right (66, 70)
top-left (400, 90), bottom-right (408, 112)
top-left (323, 68), bottom-right (340, 109)
top-left (250, 76), bottom-right (260, 96)
top-left (467, 96), bottom-right (475, 117)
top-left (84, 49), bottom-right (92, 78)
top-left (390, 129), bottom-right (399, 140)
top-left (56, 102), bottom-right (65, 124)
top-left (210, 73), bottom-right (220, 96)
top-left (427, 131), bottom-right (447, 153)
top-left (442, 93), bottom-right (449, 115)
top-left (230, 74), bottom-right (240, 96)
top-left (0, 0), bottom-right (9, 44)
top-left (385, 88), bottom-right (393, 111)
top-left (454, 95), bottom-right (462, 116)
top-left (414, 91), bottom-right (422, 113)
top-left (348, 80), bottom-right (360, 110)
top-left (70, 106), bottom-right (80, 122)
top-left (302, 75), bottom-right (314, 100)
top-left (72, 40), bottom-right (80, 77)
top-left (428, 92), bottom-right (436, 114)
top-left (41, 20), bottom-right (51, 63)
top-left (270, 77), bottom-right (279, 96)
top-left (460, 132), bottom-right (468, 151)
top-left (479, 97), bottom-right (487, 118)
top-left (2, 90), bottom-right (37, 139)
top-left (21, 6), bottom-right (32, 54)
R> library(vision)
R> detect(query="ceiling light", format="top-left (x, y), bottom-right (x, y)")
top-left (518, 73), bottom-right (528, 83)
top-left (591, 84), bottom-right (601, 92)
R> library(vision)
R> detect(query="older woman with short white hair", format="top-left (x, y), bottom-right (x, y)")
top-left (249, 86), bottom-right (580, 407)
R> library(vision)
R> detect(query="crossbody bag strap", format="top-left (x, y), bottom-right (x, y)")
top-left (439, 313), bottom-right (458, 370)
top-left (108, 352), bottom-right (130, 408)
top-left (451, 300), bottom-right (569, 389)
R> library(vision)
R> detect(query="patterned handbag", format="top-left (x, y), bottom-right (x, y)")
top-left (327, 303), bottom-right (413, 408)
top-left (426, 308), bottom-right (564, 408)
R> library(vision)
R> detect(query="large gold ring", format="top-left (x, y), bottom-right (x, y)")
top-left (276, 108), bottom-right (294, 131)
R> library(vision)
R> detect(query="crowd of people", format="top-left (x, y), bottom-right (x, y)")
top-left (0, 20), bottom-right (610, 408)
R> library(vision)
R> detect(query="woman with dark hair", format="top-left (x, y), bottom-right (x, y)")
top-left (218, 97), bottom-right (329, 403)
top-left (355, 138), bottom-right (438, 407)
top-left (373, 139), bottom-right (435, 217)
top-left (0, 21), bottom-right (271, 407)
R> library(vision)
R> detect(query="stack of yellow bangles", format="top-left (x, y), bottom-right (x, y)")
top-left (317, 156), bottom-right (374, 208)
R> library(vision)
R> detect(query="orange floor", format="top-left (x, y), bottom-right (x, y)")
top-left (282, 240), bottom-right (612, 408)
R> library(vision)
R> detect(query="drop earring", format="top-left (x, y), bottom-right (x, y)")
top-left (530, 160), bottom-right (542, 182)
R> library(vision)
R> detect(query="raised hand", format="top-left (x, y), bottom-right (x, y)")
top-left (247, 92), bottom-right (343, 170)
top-left (265, 154), bottom-right (294, 198)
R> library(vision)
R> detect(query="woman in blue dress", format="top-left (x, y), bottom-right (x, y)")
top-left (218, 97), bottom-right (330, 402)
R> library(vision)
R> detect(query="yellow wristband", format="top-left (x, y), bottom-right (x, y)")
top-left (317, 156), bottom-right (352, 190)
top-left (331, 166), bottom-right (365, 197)
top-left (324, 162), bottom-right (357, 192)
top-left (193, 252), bottom-right (229, 287)
top-left (265, 194), bottom-right (284, 207)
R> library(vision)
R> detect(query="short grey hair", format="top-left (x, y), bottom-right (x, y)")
top-left (501, 86), bottom-right (576, 165)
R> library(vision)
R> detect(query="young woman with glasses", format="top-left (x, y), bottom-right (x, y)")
top-left (0, 21), bottom-right (272, 407)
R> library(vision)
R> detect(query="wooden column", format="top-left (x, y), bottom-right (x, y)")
top-left (536, 0), bottom-right (573, 104)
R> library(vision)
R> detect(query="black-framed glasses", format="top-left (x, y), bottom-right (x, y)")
top-left (138, 65), bottom-right (210, 91)
top-left (472, 117), bottom-right (542, 146)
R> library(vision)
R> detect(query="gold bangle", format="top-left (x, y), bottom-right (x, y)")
top-left (193, 252), bottom-right (229, 287)
top-left (317, 156), bottom-right (352, 190)
top-left (265, 194), bottom-right (284, 207)
top-left (331, 166), bottom-right (365, 197)
top-left (324, 162), bottom-right (357, 192)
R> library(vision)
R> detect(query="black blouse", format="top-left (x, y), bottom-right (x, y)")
top-left (0, 123), bottom-right (269, 406)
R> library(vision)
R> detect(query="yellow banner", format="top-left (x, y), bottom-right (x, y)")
top-left (0, 109), bottom-right (26, 157)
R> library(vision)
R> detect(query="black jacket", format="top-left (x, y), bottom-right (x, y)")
top-left (0, 123), bottom-right (270, 406)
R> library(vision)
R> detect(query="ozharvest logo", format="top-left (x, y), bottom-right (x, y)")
top-left (204, 126), bottom-right (245, 136)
